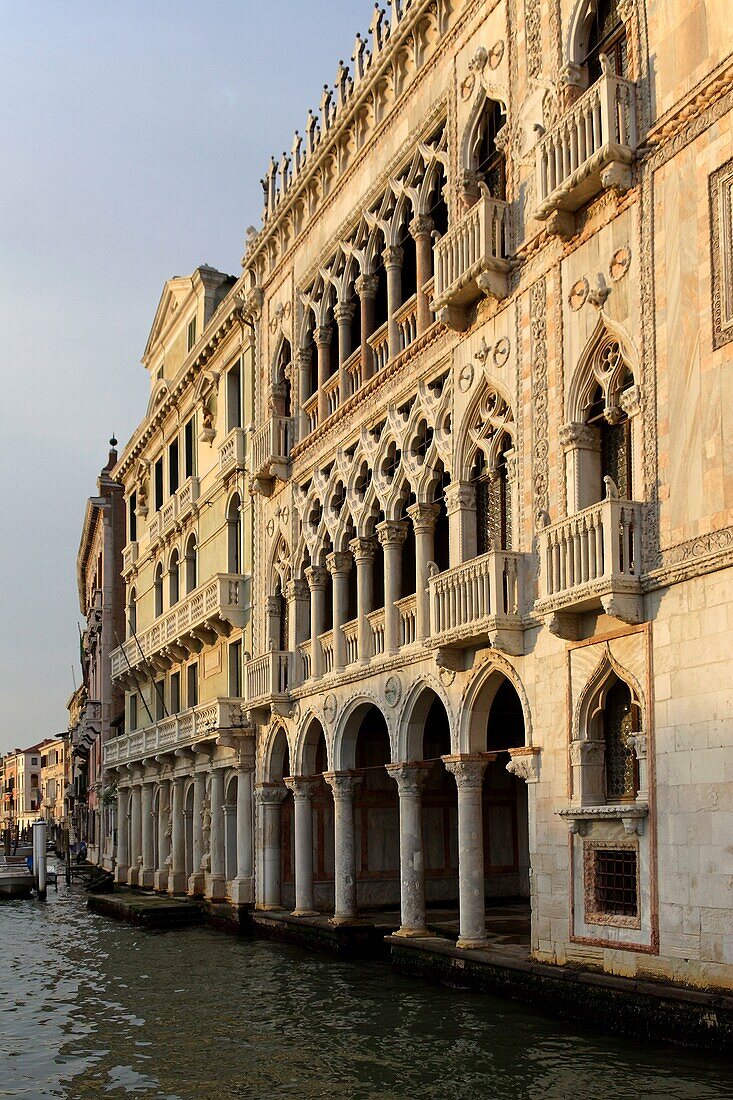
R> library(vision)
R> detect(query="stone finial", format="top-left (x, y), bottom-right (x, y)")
top-left (320, 84), bottom-right (333, 132)
top-left (291, 130), bottom-right (303, 175)
top-left (278, 151), bottom-right (290, 196)
top-left (334, 60), bottom-right (350, 109)
top-left (305, 108), bottom-right (319, 154)
top-left (352, 32), bottom-right (367, 82)
top-left (369, 4), bottom-right (386, 53)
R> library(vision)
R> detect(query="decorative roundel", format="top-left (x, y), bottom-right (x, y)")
top-left (384, 675), bottom-right (402, 708)
top-left (458, 362), bottom-right (475, 392)
top-left (488, 40), bottom-right (505, 69)
top-left (609, 247), bottom-right (632, 282)
top-left (460, 73), bottom-right (476, 100)
top-left (493, 337), bottom-right (511, 367)
top-left (323, 694), bottom-right (338, 725)
top-left (266, 518), bottom-right (275, 537)
top-left (568, 277), bottom-right (589, 311)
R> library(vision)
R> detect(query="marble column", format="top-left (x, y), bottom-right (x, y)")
top-left (409, 214), bottom-right (434, 334)
top-left (442, 754), bottom-right (493, 949)
top-left (296, 347), bottom-right (312, 440)
top-left (127, 782), bottom-right (142, 887)
top-left (349, 536), bottom-right (375, 664)
top-left (206, 767), bottom-right (226, 901)
top-left (284, 776), bottom-right (320, 915)
top-left (168, 777), bottom-right (187, 895)
top-left (256, 783), bottom-right (288, 910)
top-left (188, 771), bottom-right (206, 897)
top-left (334, 301), bottom-right (355, 402)
top-left (154, 780), bottom-right (170, 891)
top-left (324, 772), bottom-right (362, 924)
top-left (315, 324), bottom-right (332, 423)
top-left (230, 766), bottom-right (254, 905)
top-left (114, 786), bottom-right (129, 884)
top-left (444, 481), bottom-right (477, 567)
top-left (305, 565), bottom-right (328, 679)
top-left (327, 550), bottom-right (353, 671)
top-left (286, 578), bottom-right (310, 655)
top-left (376, 520), bottom-right (408, 655)
top-left (355, 273), bottom-right (378, 381)
top-left (383, 245), bottom-right (404, 361)
top-left (386, 763), bottom-right (432, 936)
top-left (139, 780), bottom-right (155, 888)
top-left (406, 502), bottom-right (440, 642)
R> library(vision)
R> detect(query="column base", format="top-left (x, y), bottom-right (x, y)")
top-left (393, 926), bottom-right (432, 938)
top-left (167, 871), bottom-right (188, 895)
top-left (292, 908), bottom-right (319, 917)
top-left (153, 869), bottom-right (168, 892)
top-left (328, 914), bottom-right (365, 926)
top-left (456, 937), bottom-right (490, 951)
top-left (257, 903), bottom-right (287, 912)
top-left (204, 873), bottom-right (227, 901)
top-left (114, 865), bottom-right (129, 884)
top-left (229, 877), bottom-right (254, 905)
top-left (126, 867), bottom-right (139, 887)
top-left (187, 871), bottom-right (205, 897)
top-left (138, 868), bottom-right (155, 889)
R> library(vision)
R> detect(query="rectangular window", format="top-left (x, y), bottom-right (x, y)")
top-left (187, 662), bottom-right (199, 708)
top-left (187, 315), bottom-right (197, 351)
top-left (710, 156), bottom-right (733, 350)
top-left (168, 438), bottom-right (179, 496)
top-left (169, 672), bottom-right (181, 715)
top-left (128, 491), bottom-right (137, 543)
top-left (154, 457), bottom-right (164, 512)
top-left (154, 679), bottom-right (165, 721)
top-left (584, 844), bottom-right (640, 928)
top-left (227, 362), bottom-right (242, 432)
top-left (228, 640), bottom-right (242, 698)
top-left (31, 757), bottom-right (38, 766)
top-left (129, 694), bottom-right (138, 732)
top-left (184, 417), bottom-right (195, 479)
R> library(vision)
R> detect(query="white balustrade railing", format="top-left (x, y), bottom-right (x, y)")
top-left (342, 619), bottom-right (359, 665)
top-left (368, 321), bottom-right (390, 373)
top-left (429, 550), bottom-right (524, 641)
top-left (323, 373), bottom-right (340, 417)
top-left (539, 498), bottom-right (642, 601)
top-left (161, 496), bottom-right (178, 534)
top-left (103, 698), bottom-right (248, 767)
top-left (433, 192), bottom-right (510, 305)
top-left (535, 69), bottom-right (636, 216)
top-left (177, 476), bottom-right (199, 517)
top-left (303, 393), bottom-right (319, 436)
top-left (219, 427), bottom-right (246, 473)
top-left (251, 416), bottom-right (293, 478)
top-left (122, 542), bottom-right (138, 573)
top-left (297, 641), bottom-right (312, 682)
top-left (148, 512), bottom-right (162, 542)
top-left (319, 629), bottom-right (334, 674)
top-left (343, 347), bottom-right (362, 396)
top-left (246, 651), bottom-right (293, 703)
top-left (110, 573), bottom-right (247, 680)
top-left (396, 594), bottom-right (418, 647)
top-left (395, 294), bottom-right (418, 351)
top-left (368, 607), bottom-right (386, 657)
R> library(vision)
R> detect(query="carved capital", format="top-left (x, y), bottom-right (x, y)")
top-left (354, 273), bottom-right (379, 299)
top-left (314, 324), bottom-right (333, 347)
top-left (382, 245), bottom-right (404, 268)
top-left (559, 422), bottom-right (600, 451)
top-left (284, 775), bottom-right (321, 800)
top-left (385, 762), bottom-right (432, 796)
top-left (506, 746), bottom-right (541, 784)
top-left (349, 536), bottom-right (376, 563)
top-left (442, 754), bottom-right (494, 789)
top-left (323, 771), bottom-right (363, 800)
top-left (285, 578), bottom-right (309, 602)
top-left (333, 301), bottom-right (356, 325)
top-left (326, 550), bottom-right (353, 575)
top-left (409, 214), bottom-right (434, 240)
top-left (254, 783), bottom-right (288, 806)
top-left (305, 565), bottom-right (329, 590)
top-left (376, 519), bottom-right (408, 547)
top-left (620, 384), bottom-right (642, 418)
top-left (406, 501), bottom-right (441, 533)
top-left (444, 480), bottom-right (476, 513)
top-left (296, 347), bottom-right (312, 371)
top-left (569, 740), bottom-right (605, 767)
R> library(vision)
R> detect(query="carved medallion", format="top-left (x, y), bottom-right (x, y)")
top-left (384, 675), bottom-right (402, 707)
top-left (266, 518), bottom-right (275, 537)
top-left (609, 247), bottom-right (632, 282)
top-left (439, 667), bottom-right (456, 687)
top-left (460, 73), bottom-right (476, 100)
top-left (458, 362), bottom-right (474, 392)
top-left (568, 277), bottom-right (589, 311)
top-left (323, 694), bottom-right (337, 725)
top-left (493, 336), bottom-right (511, 367)
top-left (488, 41), bottom-right (505, 69)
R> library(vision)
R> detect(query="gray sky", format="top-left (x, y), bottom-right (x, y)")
top-left (0, 0), bottom-right (365, 754)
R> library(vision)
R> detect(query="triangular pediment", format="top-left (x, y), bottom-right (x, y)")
top-left (143, 276), bottom-right (194, 365)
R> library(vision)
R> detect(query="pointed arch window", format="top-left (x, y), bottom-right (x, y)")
top-left (184, 534), bottom-right (197, 594)
top-left (169, 550), bottom-right (180, 607)
top-left (154, 563), bottom-right (164, 618)
top-left (474, 435), bottom-right (513, 554)
top-left (604, 679), bottom-right (639, 801)
top-left (475, 99), bottom-right (507, 200)
top-left (583, 0), bottom-right (628, 84)
top-left (127, 588), bottom-right (137, 638)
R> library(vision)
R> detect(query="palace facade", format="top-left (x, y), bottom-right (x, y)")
top-left (101, 0), bottom-right (733, 991)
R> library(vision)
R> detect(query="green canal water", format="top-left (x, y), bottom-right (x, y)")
top-left (1, 886), bottom-right (732, 1100)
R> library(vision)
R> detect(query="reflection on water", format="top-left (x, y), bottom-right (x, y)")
top-left (1, 886), bottom-right (732, 1100)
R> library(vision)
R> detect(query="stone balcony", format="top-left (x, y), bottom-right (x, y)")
top-left (147, 477), bottom-right (200, 547)
top-left (431, 191), bottom-right (511, 331)
top-left (122, 541), bottom-right (139, 576)
top-left (218, 427), bottom-right (247, 475)
top-left (428, 550), bottom-right (526, 658)
top-left (251, 416), bottom-right (293, 495)
top-left (535, 497), bottom-right (643, 636)
top-left (110, 573), bottom-right (247, 681)
top-left (534, 66), bottom-right (637, 236)
top-left (103, 698), bottom-right (249, 768)
top-left (245, 651), bottom-right (294, 718)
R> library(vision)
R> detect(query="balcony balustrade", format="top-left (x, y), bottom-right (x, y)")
top-left (297, 640), bottom-right (311, 682)
top-left (323, 374), bottom-right (340, 418)
top-left (344, 348), bottom-right (362, 397)
top-left (431, 192), bottom-right (511, 331)
top-left (103, 698), bottom-right (249, 768)
top-left (342, 618), bottom-right (359, 665)
top-left (148, 512), bottom-right (162, 542)
top-left (245, 651), bottom-right (293, 717)
top-left (303, 393), bottom-right (319, 436)
top-left (319, 629), bottom-right (335, 675)
top-left (122, 541), bottom-right (139, 575)
top-left (536, 496), bottom-right (643, 633)
top-left (110, 573), bottom-right (247, 681)
top-left (396, 594), bottom-right (418, 648)
top-left (429, 549), bottom-right (526, 657)
top-left (368, 607), bottom-right (386, 657)
top-left (368, 320), bottom-right (390, 373)
top-left (251, 415), bottom-right (293, 495)
top-left (176, 476), bottom-right (200, 521)
top-left (534, 68), bottom-right (636, 234)
top-left (219, 427), bottom-right (247, 474)
top-left (395, 294), bottom-right (418, 352)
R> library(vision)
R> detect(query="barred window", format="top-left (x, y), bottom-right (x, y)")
top-left (593, 847), bottom-right (638, 917)
top-left (604, 679), bottom-right (638, 801)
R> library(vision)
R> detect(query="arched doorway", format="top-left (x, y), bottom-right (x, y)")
top-left (298, 718), bottom-right (333, 913)
top-left (485, 680), bottom-right (530, 901)
top-left (353, 706), bottom-right (399, 911)
top-left (258, 726), bottom-right (291, 910)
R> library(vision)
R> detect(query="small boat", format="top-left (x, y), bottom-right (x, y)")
top-left (0, 860), bottom-right (34, 898)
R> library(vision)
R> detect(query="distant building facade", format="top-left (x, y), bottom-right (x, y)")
top-left (40, 736), bottom-right (70, 842)
top-left (1, 745), bottom-right (44, 834)
top-left (100, 0), bottom-right (733, 993)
